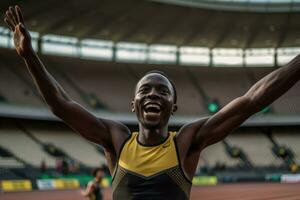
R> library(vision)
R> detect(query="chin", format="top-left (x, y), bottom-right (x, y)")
top-left (143, 121), bottom-right (162, 129)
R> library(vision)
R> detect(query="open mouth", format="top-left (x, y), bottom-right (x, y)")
top-left (144, 103), bottom-right (161, 114)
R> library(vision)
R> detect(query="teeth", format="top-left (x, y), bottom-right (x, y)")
top-left (145, 104), bottom-right (160, 110)
top-left (144, 103), bottom-right (161, 113)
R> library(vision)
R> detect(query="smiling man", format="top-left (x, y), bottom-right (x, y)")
top-left (4, 5), bottom-right (300, 200)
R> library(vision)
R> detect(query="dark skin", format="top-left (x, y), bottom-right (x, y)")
top-left (81, 170), bottom-right (104, 198)
top-left (4, 6), bottom-right (300, 179)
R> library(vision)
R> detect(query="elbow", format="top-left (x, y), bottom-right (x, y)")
top-left (241, 94), bottom-right (261, 114)
top-left (49, 98), bottom-right (70, 117)
top-left (50, 103), bottom-right (63, 117)
top-left (238, 94), bottom-right (258, 114)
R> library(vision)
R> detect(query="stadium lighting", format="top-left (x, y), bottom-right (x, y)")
top-left (28, 31), bottom-right (39, 52)
top-left (0, 26), bottom-right (9, 48)
top-left (277, 47), bottom-right (300, 66)
top-left (1, 25), bottom-right (300, 68)
top-left (148, 44), bottom-right (177, 64)
top-left (212, 48), bottom-right (243, 67)
top-left (42, 34), bottom-right (78, 57)
top-left (261, 107), bottom-right (270, 114)
top-left (245, 48), bottom-right (275, 67)
top-left (116, 42), bottom-right (147, 63)
top-left (179, 46), bottom-right (210, 66)
top-left (208, 101), bottom-right (220, 113)
top-left (80, 39), bottom-right (113, 61)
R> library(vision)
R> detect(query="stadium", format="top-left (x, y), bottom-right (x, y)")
top-left (0, 0), bottom-right (300, 199)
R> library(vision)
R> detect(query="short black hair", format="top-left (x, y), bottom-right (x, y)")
top-left (92, 167), bottom-right (104, 177)
top-left (144, 70), bottom-right (177, 104)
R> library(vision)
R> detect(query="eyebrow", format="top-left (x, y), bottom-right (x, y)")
top-left (138, 83), bottom-right (171, 93)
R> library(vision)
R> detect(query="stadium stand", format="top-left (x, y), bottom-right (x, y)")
top-left (0, 123), bottom-right (56, 167)
top-left (0, 146), bottom-right (24, 168)
top-left (0, 60), bottom-right (42, 106)
top-left (1, 50), bottom-right (300, 115)
top-left (26, 125), bottom-right (106, 167)
top-left (252, 69), bottom-right (300, 114)
top-left (47, 56), bottom-right (136, 112)
top-left (273, 130), bottom-right (300, 164)
top-left (226, 132), bottom-right (282, 167)
top-left (190, 67), bottom-right (251, 107)
top-left (0, 168), bottom-right (22, 180)
top-left (199, 141), bottom-right (240, 168)
top-left (0, 158), bottom-right (24, 168)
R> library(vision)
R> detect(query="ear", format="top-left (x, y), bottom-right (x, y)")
top-left (131, 99), bottom-right (135, 112)
top-left (171, 104), bottom-right (178, 115)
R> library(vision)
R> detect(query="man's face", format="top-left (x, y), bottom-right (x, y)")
top-left (132, 73), bottom-right (177, 129)
top-left (96, 170), bottom-right (104, 179)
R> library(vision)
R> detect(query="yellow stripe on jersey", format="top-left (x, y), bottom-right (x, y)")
top-left (118, 132), bottom-right (178, 177)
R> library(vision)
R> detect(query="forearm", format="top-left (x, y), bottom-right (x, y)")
top-left (81, 189), bottom-right (91, 197)
top-left (245, 54), bottom-right (300, 112)
top-left (22, 50), bottom-right (71, 108)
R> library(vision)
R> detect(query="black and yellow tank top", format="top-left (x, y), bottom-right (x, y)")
top-left (112, 132), bottom-right (192, 200)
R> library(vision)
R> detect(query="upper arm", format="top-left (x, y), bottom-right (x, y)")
top-left (178, 95), bottom-right (254, 154)
top-left (51, 100), bottom-right (130, 151)
top-left (196, 95), bottom-right (254, 149)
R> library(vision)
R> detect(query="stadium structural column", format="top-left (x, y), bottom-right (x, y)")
top-left (209, 49), bottom-right (213, 67)
top-left (274, 49), bottom-right (278, 67)
top-left (37, 36), bottom-right (42, 54)
top-left (176, 47), bottom-right (180, 65)
top-left (112, 44), bottom-right (117, 62)
top-left (242, 50), bottom-right (246, 67)
top-left (145, 44), bottom-right (150, 64)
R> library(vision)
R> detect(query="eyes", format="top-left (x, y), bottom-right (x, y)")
top-left (138, 85), bottom-right (170, 96)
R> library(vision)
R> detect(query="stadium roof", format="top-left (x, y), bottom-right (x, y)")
top-left (152, 0), bottom-right (300, 13)
top-left (1, 0), bottom-right (300, 49)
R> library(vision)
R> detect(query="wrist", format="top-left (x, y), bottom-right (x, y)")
top-left (21, 47), bottom-right (36, 60)
top-left (294, 54), bottom-right (300, 76)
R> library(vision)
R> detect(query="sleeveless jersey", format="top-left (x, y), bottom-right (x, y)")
top-left (89, 179), bottom-right (103, 200)
top-left (112, 132), bottom-right (192, 200)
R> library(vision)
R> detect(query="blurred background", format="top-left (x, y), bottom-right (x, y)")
top-left (0, 0), bottom-right (300, 198)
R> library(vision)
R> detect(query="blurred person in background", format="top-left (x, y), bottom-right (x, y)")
top-left (81, 167), bottom-right (104, 200)
top-left (40, 159), bottom-right (47, 173)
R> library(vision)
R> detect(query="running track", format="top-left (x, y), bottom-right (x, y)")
top-left (1, 183), bottom-right (300, 200)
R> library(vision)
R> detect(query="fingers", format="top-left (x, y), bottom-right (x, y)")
top-left (5, 10), bottom-right (17, 32)
top-left (3, 5), bottom-right (24, 32)
top-left (4, 17), bottom-right (15, 31)
top-left (15, 5), bottom-right (25, 25)
top-left (9, 6), bottom-right (18, 25)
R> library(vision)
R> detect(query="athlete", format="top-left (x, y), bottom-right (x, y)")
top-left (4, 6), bottom-right (300, 200)
top-left (81, 167), bottom-right (104, 200)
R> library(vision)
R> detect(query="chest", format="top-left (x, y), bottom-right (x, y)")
top-left (118, 136), bottom-right (178, 177)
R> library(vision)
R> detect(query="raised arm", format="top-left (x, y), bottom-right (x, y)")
top-left (179, 53), bottom-right (300, 154)
top-left (3, 6), bottom-right (130, 151)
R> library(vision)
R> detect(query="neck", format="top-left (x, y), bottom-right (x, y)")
top-left (138, 125), bottom-right (168, 146)
top-left (95, 177), bottom-right (101, 182)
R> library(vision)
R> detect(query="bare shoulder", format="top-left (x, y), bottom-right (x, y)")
top-left (175, 117), bottom-right (209, 159)
top-left (104, 119), bottom-right (131, 153)
top-left (176, 117), bottom-right (209, 140)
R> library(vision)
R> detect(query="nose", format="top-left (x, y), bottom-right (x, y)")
top-left (147, 88), bottom-right (160, 99)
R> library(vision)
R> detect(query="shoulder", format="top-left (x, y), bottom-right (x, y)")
top-left (176, 117), bottom-right (210, 139)
top-left (175, 117), bottom-right (210, 157)
top-left (104, 119), bottom-right (131, 152)
top-left (87, 180), bottom-right (96, 188)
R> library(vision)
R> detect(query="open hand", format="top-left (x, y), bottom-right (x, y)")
top-left (4, 5), bottom-right (33, 57)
